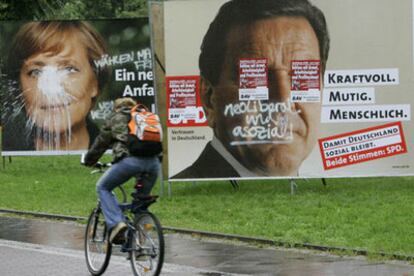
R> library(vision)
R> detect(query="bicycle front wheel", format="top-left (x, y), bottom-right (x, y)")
top-left (85, 207), bottom-right (112, 275)
top-left (130, 212), bottom-right (164, 276)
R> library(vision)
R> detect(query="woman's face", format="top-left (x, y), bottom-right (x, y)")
top-left (19, 34), bottom-right (98, 134)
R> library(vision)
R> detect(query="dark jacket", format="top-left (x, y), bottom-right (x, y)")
top-left (2, 114), bottom-right (99, 151)
top-left (84, 106), bottom-right (131, 165)
top-left (172, 142), bottom-right (239, 179)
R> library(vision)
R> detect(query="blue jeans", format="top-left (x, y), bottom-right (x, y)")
top-left (96, 156), bottom-right (160, 230)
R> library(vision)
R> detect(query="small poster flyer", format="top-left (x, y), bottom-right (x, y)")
top-left (239, 58), bottom-right (269, 101)
top-left (166, 75), bottom-right (207, 127)
top-left (318, 122), bottom-right (407, 170)
top-left (291, 60), bottom-right (321, 103)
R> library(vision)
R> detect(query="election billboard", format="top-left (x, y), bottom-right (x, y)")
top-left (0, 18), bottom-right (155, 155)
top-left (154, 0), bottom-right (414, 180)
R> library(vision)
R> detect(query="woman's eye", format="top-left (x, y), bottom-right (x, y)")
top-left (63, 66), bottom-right (79, 73)
top-left (27, 68), bottom-right (42, 78)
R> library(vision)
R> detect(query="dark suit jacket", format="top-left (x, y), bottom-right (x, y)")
top-left (172, 142), bottom-right (240, 179)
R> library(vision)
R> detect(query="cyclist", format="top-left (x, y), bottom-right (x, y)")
top-left (83, 97), bottom-right (161, 244)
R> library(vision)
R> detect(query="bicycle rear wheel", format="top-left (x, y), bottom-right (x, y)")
top-left (85, 207), bottom-right (112, 275)
top-left (130, 212), bottom-right (164, 276)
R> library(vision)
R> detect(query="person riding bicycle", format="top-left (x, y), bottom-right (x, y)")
top-left (83, 97), bottom-right (161, 244)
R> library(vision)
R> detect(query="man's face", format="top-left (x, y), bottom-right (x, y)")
top-left (19, 34), bottom-right (98, 134)
top-left (204, 16), bottom-right (321, 176)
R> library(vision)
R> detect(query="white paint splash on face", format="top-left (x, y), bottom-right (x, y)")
top-left (31, 65), bottom-right (75, 149)
top-left (37, 66), bottom-right (67, 98)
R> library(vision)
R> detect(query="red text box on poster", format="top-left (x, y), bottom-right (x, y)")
top-left (239, 58), bottom-right (269, 101)
top-left (318, 122), bottom-right (407, 170)
top-left (291, 60), bottom-right (321, 102)
top-left (291, 60), bottom-right (320, 90)
top-left (166, 75), bottom-right (207, 127)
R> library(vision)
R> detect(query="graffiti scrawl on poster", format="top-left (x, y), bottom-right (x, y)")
top-left (158, 0), bottom-right (414, 180)
top-left (0, 19), bottom-right (155, 155)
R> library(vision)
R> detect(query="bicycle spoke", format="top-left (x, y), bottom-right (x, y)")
top-left (129, 213), bottom-right (164, 276)
top-left (85, 208), bottom-right (112, 275)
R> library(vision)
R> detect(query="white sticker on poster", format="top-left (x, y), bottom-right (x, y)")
top-left (321, 105), bottom-right (411, 123)
top-left (239, 58), bottom-right (269, 101)
top-left (169, 107), bottom-right (199, 121)
top-left (291, 89), bottom-right (320, 103)
top-left (322, 87), bottom-right (376, 105)
top-left (324, 68), bottom-right (399, 87)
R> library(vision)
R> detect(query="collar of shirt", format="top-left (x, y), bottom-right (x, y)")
top-left (211, 136), bottom-right (257, 177)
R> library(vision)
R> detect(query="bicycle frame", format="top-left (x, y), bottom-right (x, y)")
top-left (84, 161), bottom-right (164, 276)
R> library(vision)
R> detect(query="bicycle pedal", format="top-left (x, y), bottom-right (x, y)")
top-left (143, 223), bottom-right (153, 231)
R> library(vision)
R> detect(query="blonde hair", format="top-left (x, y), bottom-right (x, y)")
top-left (9, 21), bottom-right (109, 92)
top-left (114, 97), bottom-right (137, 111)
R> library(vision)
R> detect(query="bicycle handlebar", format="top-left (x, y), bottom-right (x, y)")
top-left (90, 162), bottom-right (112, 174)
top-left (80, 153), bottom-right (128, 203)
top-left (80, 153), bottom-right (111, 174)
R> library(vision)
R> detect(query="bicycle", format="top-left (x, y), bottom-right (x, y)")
top-left (83, 162), bottom-right (165, 276)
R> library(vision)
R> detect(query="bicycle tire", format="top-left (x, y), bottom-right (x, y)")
top-left (129, 212), bottom-right (165, 276)
top-left (85, 207), bottom-right (112, 275)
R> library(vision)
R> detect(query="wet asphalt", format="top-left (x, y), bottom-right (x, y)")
top-left (0, 215), bottom-right (414, 276)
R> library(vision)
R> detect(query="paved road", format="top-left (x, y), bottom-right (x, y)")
top-left (0, 215), bottom-right (414, 275)
top-left (1, 239), bottom-right (231, 276)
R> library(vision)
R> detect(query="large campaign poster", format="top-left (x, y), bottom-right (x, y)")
top-left (157, 0), bottom-right (414, 180)
top-left (0, 19), bottom-right (155, 155)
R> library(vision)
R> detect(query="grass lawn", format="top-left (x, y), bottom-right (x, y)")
top-left (1, 155), bottom-right (414, 258)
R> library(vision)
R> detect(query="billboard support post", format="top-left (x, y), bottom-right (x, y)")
top-left (2, 156), bottom-right (12, 169)
top-left (290, 179), bottom-right (298, 195)
top-left (168, 181), bottom-right (172, 197)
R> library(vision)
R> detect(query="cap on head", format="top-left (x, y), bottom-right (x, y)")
top-left (114, 97), bottom-right (137, 111)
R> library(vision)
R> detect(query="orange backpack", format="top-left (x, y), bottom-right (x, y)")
top-left (127, 104), bottom-right (163, 156)
top-left (128, 104), bottom-right (162, 142)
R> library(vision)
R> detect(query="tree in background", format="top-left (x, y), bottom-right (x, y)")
top-left (0, 0), bottom-right (67, 20)
top-left (0, 0), bottom-right (148, 20)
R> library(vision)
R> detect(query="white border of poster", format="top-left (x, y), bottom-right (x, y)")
top-left (1, 18), bottom-right (155, 156)
top-left (158, 0), bottom-right (414, 181)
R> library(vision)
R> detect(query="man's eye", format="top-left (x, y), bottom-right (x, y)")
top-left (63, 66), bottom-right (79, 73)
top-left (27, 68), bottom-right (42, 77)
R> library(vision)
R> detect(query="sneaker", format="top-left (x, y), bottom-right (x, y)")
top-left (109, 222), bottom-right (127, 244)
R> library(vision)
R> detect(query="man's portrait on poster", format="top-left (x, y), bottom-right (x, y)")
top-left (174, 0), bottom-right (330, 178)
